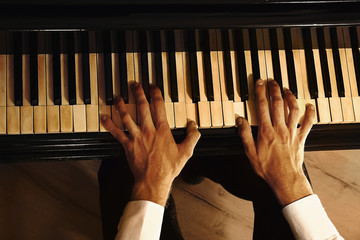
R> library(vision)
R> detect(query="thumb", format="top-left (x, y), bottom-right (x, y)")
top-left (179, 121), bottom-right (201, 160)
top-left (237, 117), bottom-right (257, 160)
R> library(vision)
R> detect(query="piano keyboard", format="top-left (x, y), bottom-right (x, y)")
top-left (1, 26), bottom-right (360, 135)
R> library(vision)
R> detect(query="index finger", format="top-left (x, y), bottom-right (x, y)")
top-left (255, 79), bottom-right (272, 127)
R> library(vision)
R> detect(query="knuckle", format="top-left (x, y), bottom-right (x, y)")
top-left (271, 96), bottom-right (283, 107)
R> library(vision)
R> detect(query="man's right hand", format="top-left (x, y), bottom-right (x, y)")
top-left (237, 79), bottom-right (314, 206)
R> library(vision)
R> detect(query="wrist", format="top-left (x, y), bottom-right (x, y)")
top-left (268, 173), bottom-right (313, 207)
top-left (131, 181), bottom-right (172, 207)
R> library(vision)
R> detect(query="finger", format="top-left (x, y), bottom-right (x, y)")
top-left (115, 97), bottom-right (140, 136)
top-left (298, 104), bottom-right (315, 142)
top-left (101, 115), bottom-right (129, 146)
top-left (150, 86), bottom-right (168, 128)
top-left (284, 88), bottom-right (301, 131)
top-left (255, 79), bottom-right (271, 127)
top-left (178, 121), bottom-right (201, 161)
top-left (269, 80), bottom-right (285, 126)
top-left (133, 83), bottom-right (154, 130)
top-left (237, 117), bottom-right (257, 160)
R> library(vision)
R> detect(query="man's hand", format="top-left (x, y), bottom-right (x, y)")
top-left (101, 83), bottom-right (200, 207)
top-left (237, 79), bottom-right (314, 206)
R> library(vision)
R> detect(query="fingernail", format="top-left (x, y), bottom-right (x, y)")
top-left (271, 80), bottom-right (278, 86)
top-left (309, 105), bottom-right (315, 110)
top-left (256, 79), bottom-right (264, 85)
top-left (133, 82), bottom-right (140, 88)
top-left (236, 117), bottom-right (243, 126)
top-left (101, 115), bottom-right (107, 121)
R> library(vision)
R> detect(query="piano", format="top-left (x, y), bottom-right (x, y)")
top-left (1, 0), bottom-right (360, 163)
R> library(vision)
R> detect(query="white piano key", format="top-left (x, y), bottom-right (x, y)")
top-left (6, 54), bottom-right (20, 134)
top-left (20, 54), bottom-right (34, 134)
top-left (46, 53), bottom-right (60, 133)
top-left (111, 50), bottom-right (124, 130)
top-left (343, 26), bottom-right (360, 122)
top-left (34, 53), bottom-right (47, 133)
top-left (60, 50), bottom-right (73, 133)
top-left (73, 51), bottom-right (87, 132)
top-left (310, 28), bottom-right (331, 124)
top-left (125, 31), bottom-right (137, 126)
top-left (97, 52), bottom-right (111, 132)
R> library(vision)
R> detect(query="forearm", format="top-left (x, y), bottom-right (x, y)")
top-left (131, 181), bottom-right (172, 207)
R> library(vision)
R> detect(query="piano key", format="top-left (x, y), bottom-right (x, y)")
top-left (194, 30), bottom-right (211, 128)
top-left (79, 31), bottom-right (91, 104)
top-left (125, 31), bottom-right (137, 124)
top-left (349, 26), bottom-right (360, 96)
top-left (137, 30), bottom-right (150, 101)
top-left (219, 29), bottom-right (234, 101)
top-left (216, 29), bottom-right (235, 126)
top-left (249, 29), bottom-right (261, 82)
top-left (182, 31), bottom-right (199, 125)
top-left (329, 27), bottom-right (345, 98)
top-left (12, 32), bottom-right (23, 106)
top-left (343, 27), bottom-right (360, 122)
top-left (0, 32), bottom-right (6, 134)
top-left (283, 28), bottom-right (298, 97)
top-left (323, 27), bottom-right (344, 123)
top-left (34, 32), bottom-right (47, 134)
top-left (243, 29), bottom-right (257, 125)
top-left (268, 28), bottom-right (283, 89)
top-left (6, 38), bottom-right (20, 134)
top-left (173, 30), bottom-right (187, 128)
top-left (165, 30), bottom-right (179, 103)
top-left (310, 28), bottom-right (331, 124)
top-left (21, 32), bottom-right (34, 134)
top-left (301, 28), bottom-right (318, 99)
top-left (29, 32), bottom-right (39, 106)
top-left (115, 31), bottom-right (129, 103)
top-left (232, 29), bottom-right (249, 101)
top-left (86, 31), bottom-right (99, 132)
top-left (275, 28), bottom-right (290, 90)
top-left (316, 28), bottom-right (332, 98)
top-left (50, 32), bottom-right (62, 105)
top-left (198, 29), bottom-right (214, 101)
top-left (150, 30), bottom-right (164, 97)
top-left (290, 28), bottom-right (307, 123)
top-left (45, 33), bottom-right (60, 133)
top-left (60, 32), bottom-right (74, 133)
top-left (209, 29), bottom-right (224, 127)
top-left (228, 29), bottom-right (245, 120)
top-left (184, 30), bottom-right (200, 102)
top-left (110, 31), bottom-right (124, 130)
top-left (334, 27), bottom-right (355, 122)
top-left (295, 28), bottom-right (318, 123)
top-left (263, 29), bottom-right (274, 82)
top-left (66, 32), bottom-right (76, 105)
top-left (102, 31), bottom-right (114, 105)
top-left (160, 30), bottom-right (175, 129)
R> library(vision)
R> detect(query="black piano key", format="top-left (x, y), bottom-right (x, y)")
top-left (233, 29), bottom-right (249, 101)
top-left (220, 29), bottom-right (234, 101)
top-left (150, 30), bottom-right (164, 98)
top-left (12, 32), bottom-right (23, 106)
top-left (283, 28), bottom-right (298, 98)
top-left (48, 32), bottom-right (62, 105)
top-left (269, 28), bottom-right (283, 91)
top-left (28, 32), bottom-right (39, 106)
top-left (138, 31), bottom-right (150, 101)
top-left (198, 30), bottom-right (214, 101)
top-left (165, 30), bottom-right (178, 102)
top-left (249, 29), bottom-right (260, 82)
top-left (79, 31), bottom-right (91, 104)
top-left (330, 28), bottom-right (345, 97)
top-left (102, 31), bottom-right (114, 105)
top-left (65, 32), bottom-right (76, 105)
top-left (184, 30), bottom-right (200, 102)
top-left (316, 28), bottom-right (332, 97)
top-left (116, 31), bottom-right (129, 103)
top-left (349, 26), bottom-right (360, 96)
top-left (302, 28), bottom-right (318, 99)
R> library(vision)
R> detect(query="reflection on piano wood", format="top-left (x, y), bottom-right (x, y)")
top-left (1, 27), bottom-right (360, 135)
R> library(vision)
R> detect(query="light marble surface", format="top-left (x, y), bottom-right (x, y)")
top-left (0, 150), bottom-right (359, 239)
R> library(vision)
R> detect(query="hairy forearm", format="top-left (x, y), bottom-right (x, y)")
top-left (131, 181), bottom-right (172, 207)
top-left (268, 173), bottom-right (313, 207)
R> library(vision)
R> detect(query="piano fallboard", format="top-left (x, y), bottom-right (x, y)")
top-left (1, 123), bottom-right (360, 163)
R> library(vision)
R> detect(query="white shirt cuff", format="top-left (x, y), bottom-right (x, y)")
top-left (115, 200), bottom-right (165, 240)
top-left (283, 194), bottom-right (343, 240)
